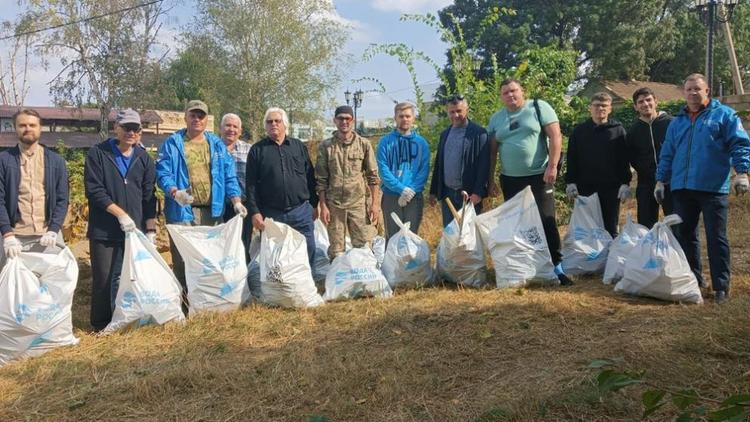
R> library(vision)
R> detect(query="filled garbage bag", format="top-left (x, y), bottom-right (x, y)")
top-left (562, 193), bottom-right (613, 275)
top-left (0, 243), bottom-right (78, 366)
top-left (166, 215), bottom-right (247, 316)
top-left (475, 186), bottom-right (557, 288)
top-left (323, 247), bottom-right (392, 301)
top-left (256, 218), bottom-right (324, 308)
top-left (382, 212), bottom-right (433, 289)
top-left (104, 231), bottom-right (185, 332)
top-left (615, 215), bottom-right (703, 304)
top-left (603, 214), bottom-right (648, 284)
top-left (312, 219), bottom-right (331, 283)
top-left (436, 201), bottom-right (487, 287)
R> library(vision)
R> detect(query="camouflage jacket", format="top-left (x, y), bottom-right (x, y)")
top-left (315, 131), bottom-right (380, 208)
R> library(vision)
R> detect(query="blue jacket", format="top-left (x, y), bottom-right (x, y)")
top-left (376, 129), bottom-right (430, 196)
top-left (155, 129), bottom-right (242, 222)
top-left (0, 145), bottom-right (69, 235)
top-left (656, 99), bottom-right (750, 194)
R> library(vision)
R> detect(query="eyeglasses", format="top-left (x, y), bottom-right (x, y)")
top-left (121, 124), bottom-right (142, 133)
top-left (445, 94), bottom-right (465, 104)
top-left (265, 118), bottom-right (283, 125)
top-left (335, 116), bottom-right (353, 122)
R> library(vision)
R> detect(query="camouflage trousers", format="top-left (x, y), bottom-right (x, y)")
top-left (327, 202), bottom-right (375, 259)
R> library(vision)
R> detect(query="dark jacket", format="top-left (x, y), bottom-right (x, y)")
top-left (626, 112), bottom-right (673, 184)
top-left (0, 145), bottom-right (69, 235)
top-left (84, 140), bottom-right (157, 242)
top-left (565, 119), bottom-right (631, 186)
top-left (429, 120), bottom-right (490, 199)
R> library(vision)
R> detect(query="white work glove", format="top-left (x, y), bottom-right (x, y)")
top-left (146, 231), bottom-right (157, 245)
top-left (398, 187), bottom-right (416, 207)
top-left (734, 173), bottom-right (749, 196)
top-left (39, 231), bottom-right (57, 247)
top-left (118, 214), bottom-right (137, 232)
top-left (174, 189), bottom-right (194, 207)
top-left (3, 235), bottom-right (22, 258)
top-left (565, 183), bottom-right (579, 200)
top-left (654, 181), bottom-right (666, 204)
top-left (233, 201), bottom-right (248, 217)
top-left (617, 184), bottom-right (631, 202)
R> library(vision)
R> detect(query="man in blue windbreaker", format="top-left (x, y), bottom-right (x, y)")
top-left (155, 100), bottom-right (246, 298)
top-left (376, 102), bottom-right (430, 242)
top-left (655, 73), bottom-right (750, 304)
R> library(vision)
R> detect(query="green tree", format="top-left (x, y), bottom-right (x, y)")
top-left (23, 0), bottom-right (171, 138)
top-left (166, 0), bottom-right (349, 140)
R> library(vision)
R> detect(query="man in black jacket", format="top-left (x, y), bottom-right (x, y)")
top-left (565, 92), bottom-right (631, 237)
top-left (429, 95), bottom-right (489, 226)
top-left (0, 108), bottom-right (69, 270)
top-left (625, 87), bottom-right (673, 228)
top-left (84, 109), bottom-right (157, 331)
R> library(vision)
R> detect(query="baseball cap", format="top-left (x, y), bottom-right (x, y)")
top-left (116, 108), bottom-right (141, 126)
top-left (185, 100), bottom-right (209, 114)
top-left (334, 105), bottom-right (354, 118)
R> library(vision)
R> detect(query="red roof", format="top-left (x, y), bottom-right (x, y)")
top-left (0, 106), bottom-right (163, 124)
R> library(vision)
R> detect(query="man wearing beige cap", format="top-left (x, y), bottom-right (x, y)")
top-left (156, 100), bottom-right (245, 296)
top-left (84, 108), bottom-right (157, 330)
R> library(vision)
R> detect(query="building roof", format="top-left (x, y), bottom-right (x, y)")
top-left (585, 80), bottom-right (684, 103)
top-left (0, 105), bottom-right (164, 124)
top-left (0, 132), bottom-right (166, 148)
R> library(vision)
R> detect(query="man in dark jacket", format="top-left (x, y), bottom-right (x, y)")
top-left (0, 108), bottom-right (68, 270)
top-left (84, 109), bottom-right (157, 331)
top-left (625, 87), bottom-right (673, 228)
top-left (565, 92), bottom-right (631, 237)
top-left (429, 95), bottom-right (489, 227)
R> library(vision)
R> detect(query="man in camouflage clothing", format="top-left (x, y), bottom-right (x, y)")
top-left (316, 105), bottom-right (381, 259)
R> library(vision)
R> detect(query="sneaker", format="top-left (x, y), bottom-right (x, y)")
top-left (714, 290), bottom-right (728, 305)
top-left (557, 273), bottom-right (574, 286)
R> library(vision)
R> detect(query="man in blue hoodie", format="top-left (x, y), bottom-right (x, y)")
top-left (656, 73), bottom-right (750, 304)
top-left (376, 102), bottom-right (430, 241)
top-left (156, 100), bottom-right (246, 296)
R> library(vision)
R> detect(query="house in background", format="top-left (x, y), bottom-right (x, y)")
top-left (578, 80), bottom-right (684, 106)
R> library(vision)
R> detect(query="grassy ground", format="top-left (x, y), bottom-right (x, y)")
top-left (1, 198), bottom-right (749, 421)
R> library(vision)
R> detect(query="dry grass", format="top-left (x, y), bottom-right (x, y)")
top-left (1, 198), bottom-right (750, 421)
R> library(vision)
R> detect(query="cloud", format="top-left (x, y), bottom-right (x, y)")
top-left (370, 0), bottom-right (452, 13)
top-left (320, 8), bottom-right (379, 44)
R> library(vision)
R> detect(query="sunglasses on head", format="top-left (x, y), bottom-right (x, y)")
top-left (445, 94), bottom-right (465, 104)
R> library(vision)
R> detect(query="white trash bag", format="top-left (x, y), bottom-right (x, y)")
top-left (323, 248), bottom-right (393, 301)
top-left (475, 186), bottom-right (557, 288)
top-left (562, 193), bottom-right (613, 275)
top-left (382, 212), bottom-right (433, 289)
top-left (0, 243), bottom-right (79, 366)
top-left (371, 235), bottom-right (386, 268)
top-left (603, 213), bottom-right (648, 284)
top-left (436, 200), bottom-right (487, 287)
top-left (312, 219), bottom-right (331, 283)
top-left (615, 215), bottom-right (702, 303)
top-left (104, 231), bottom-right (185, 333)
top-left (257, 218), bottom-right (324, 308)
top-left (166, 215), bottom-right (247, 316)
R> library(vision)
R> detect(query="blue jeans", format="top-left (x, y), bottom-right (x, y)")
top-left (439, 187), bottom-right (483, 227)
top-left (672, 189), bottom-right (729, 291)
top-left (262, 201), bottom-right (315, 266)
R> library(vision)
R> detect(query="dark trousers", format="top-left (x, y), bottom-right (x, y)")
top-left (500, 173), bottom-right (562, 265)
top-left (577, 183), bottom-right (621, 238)
top-left (672, 189), bottom-right (729, 292)
top-left (636, 181), bottom-right (673, 228)
top-left (439, 187), bottom-right (483, 227)
top-left (224, 203), bottom-right (252, 262)
top-left (262, 201), bottom-right (315, 266)
top-left (381, 192), bottom-right (424, 243)
top-left (89, 238), bottom-right (124, 331)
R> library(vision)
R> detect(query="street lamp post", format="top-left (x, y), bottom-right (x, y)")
top-left (691, 0), bottom-right (742, 95)
top-left (344, 89), bottom-right (352, 105)
top-left (344, 89), bottom-right (364, 133)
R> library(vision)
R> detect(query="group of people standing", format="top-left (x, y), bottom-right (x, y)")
top-left (0, 72), bottom-right (747, 332)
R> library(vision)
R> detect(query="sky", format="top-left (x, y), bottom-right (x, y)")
top-left (0, 0), bottom-right (453, 120)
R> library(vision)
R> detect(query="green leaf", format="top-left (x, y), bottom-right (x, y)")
top-left (642, 390), bottom-right (666, 418)
top-left (721, 394), bottom-right (750, 407)
top-left (587, 359), bottom-right (614, 369)
top-left (672, 390), bottom-right (699, 411)
top-left (596, 370), bottom-right (642, 393)
top-left (708, 406), bottom-right (745, 421)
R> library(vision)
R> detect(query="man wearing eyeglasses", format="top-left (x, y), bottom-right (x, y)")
top-left (315, 105), bottom-right (380, 259)
top-left (487, 78), bottom-right (572, 286)
top-left (156, 100), bottom-right (245, 296)
top-left (565, 92), bottom-right (631, 237)
top-left (84, 109), bottom-right (157, 331)
top-left (429, 95), bottom-right (489, 226)
top-left (0, 108), bottom-right (68, 270)
top-left (245, 107), bottom-right (319, 265)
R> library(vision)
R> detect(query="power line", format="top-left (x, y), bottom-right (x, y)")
top-left (0, 0), bottom-right (163, 41)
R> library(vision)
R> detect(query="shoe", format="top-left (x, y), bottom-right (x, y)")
top-left (714, 290), bottom-right (728, 305)
top-left (557, 273), bottom-right (574, 286)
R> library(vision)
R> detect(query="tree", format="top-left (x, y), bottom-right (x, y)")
top-left (0, 16), bottom-right (36, 106)
top-left (166, 0), bottom-right (349, 140)
top-left (24, 0), bottom-right (171, 138)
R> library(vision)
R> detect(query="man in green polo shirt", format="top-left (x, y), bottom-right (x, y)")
top-left (487, 78), bottom-right (572, 286)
